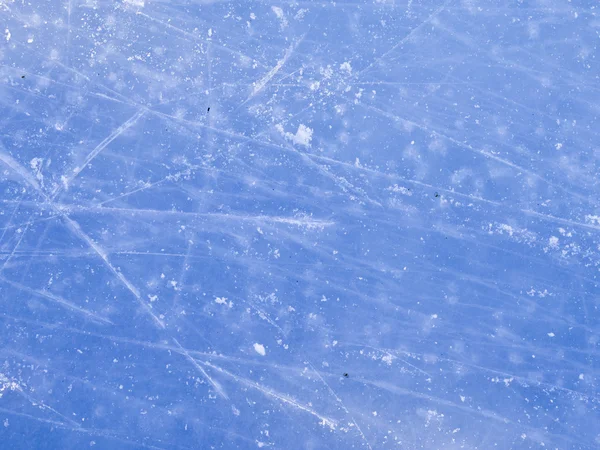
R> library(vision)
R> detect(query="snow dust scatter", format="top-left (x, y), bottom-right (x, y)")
top-left (271, 6), bottom-right (288, 28)
top-left (0, 374), bottom-right (20, 397)
top-left (585, 215), bottom-right (600, 225)
top-left (340, 61), bottom-right (352, 74)
top-left (387, 184), bottom-right (412, 196)
top-left (277, 123), bottom-right (313, 147)
top-left (381, 354), bottom-right (394, 365)
top-left (526, 288), bottom-right (551, 298)
top-left (253, 343), bottom-right (266, 356)
top-left (123, 0), bottom-right (144, 6)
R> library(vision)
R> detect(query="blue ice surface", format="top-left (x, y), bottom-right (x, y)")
top-left (0, 0), bottom-right (598, 448)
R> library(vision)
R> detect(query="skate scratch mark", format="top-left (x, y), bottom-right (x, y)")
top-left (0, 277), bottom-right (113, 325)
top-left (244, 35), bottom-right (305, 104)
top-left (309, 363), bottom-right (372, 449)
top-left (0, 144), bottom-right (164, 330)
top-left (172, 338), bottom-right (228, 400)
top-left (62, 217), bottom-right (165, 329)
top-left (245, 298), bottom-right (285, 335)
top-left (52, 109), bottom-right (145, 199)
top-left (355, 1), bottom-right (449, 78)
top-left (202, 360), bottom-right (337, 428)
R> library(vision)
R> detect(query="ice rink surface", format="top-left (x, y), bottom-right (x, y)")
top-left (0, 0), bottom-right (599, 448)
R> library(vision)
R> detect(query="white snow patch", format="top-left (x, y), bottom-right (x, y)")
top-left (0, 373), bottom-right (20, 398)
top-left (4, 28), bottom-right (10, 42)
top-left (381, 354), bottom-right (394, 365)
top-left (30, 157), bottom-right (44, 184)
top-left (579, 373), bottom-right (585, 380)
top-left (276, 123), bottom-right (313, 147)
top-left (271, 6), bottom-right (288, 28)
top-left (387, 184), bottom-right (412, 196)
top-left (526, 288), bottom-right (551, 298)
top-left (585, 214), bottom-right (600, 225)
top-left (548, 236), bottom-right (559, 249)
top-left (215, 297), bottom-right (232, 308)
top-left (340, 61), bottom-right (352, 74)
top-left (547, 332), bottom-right (555, 337)
top-left (253, 343), bottom-right (266, 356)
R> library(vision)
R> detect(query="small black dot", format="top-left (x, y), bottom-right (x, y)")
top-left (434, 192), bottom-right (439, 198)
top-left (343, 373), bottom-right (349, 378)
top-left (21, 75), bottom-right (25, 79)
top-left (207, 107), bottom-right (211, 112)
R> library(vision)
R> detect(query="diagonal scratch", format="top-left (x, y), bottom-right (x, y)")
top-left (308, 363), bottom-right (372, 450)
top-left (243, 35), bottom-right (305, 104)
top-left (52, 109), bottom-right (145, 199)
top-left (0, 143), bottom-right (164, 329)
top-left (172, 338), bottom-right (228, 399)
top-left (61, 216), bottom-right (165, 329)
top-left (201, 360), bottom-right (338, 428)
top-left (355, 0), bottom-right (450, 78)
top-left (0, 276), bottom-right (113, 325)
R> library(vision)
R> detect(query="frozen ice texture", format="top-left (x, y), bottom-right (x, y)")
top-left (0, 0), bottom-right (598, 448)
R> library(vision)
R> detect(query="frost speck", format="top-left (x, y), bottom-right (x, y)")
top-left (253, 343), bottom-right (266, 356)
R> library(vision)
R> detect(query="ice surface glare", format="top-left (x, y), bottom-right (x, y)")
top-left (0, 0), bottom-right (599, 448)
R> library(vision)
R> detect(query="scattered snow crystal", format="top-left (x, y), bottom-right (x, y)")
top-left (253, 343), bottom-right (266, 356)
